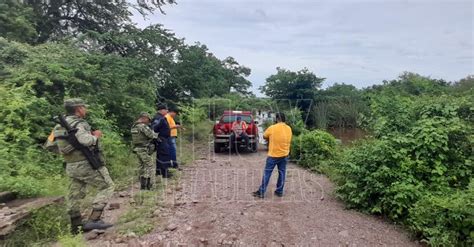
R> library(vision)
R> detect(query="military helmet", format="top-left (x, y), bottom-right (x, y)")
top-left (138, 112), bottom-right (152, 120)
top-left (64, 98), bottom-right (88, 109)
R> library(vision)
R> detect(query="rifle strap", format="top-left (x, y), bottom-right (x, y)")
top-left (55, 119), bottom-right (85, 140)
top-left (70, 119), bottom-right (84, 129)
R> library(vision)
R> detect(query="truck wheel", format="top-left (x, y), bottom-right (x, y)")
top-left (251, 142), bottom-right (258, 152)
top-left (214, 143), bottom-right (221, 153)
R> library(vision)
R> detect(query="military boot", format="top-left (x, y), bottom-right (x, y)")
top-left (82, 208), bottom-right (113, 231)
top-left (140, 176), bottom-right (147, 190)
top-left (146, 177), bottom-right (153, 190)
top-left (68, 210), bottom-right (83, 235)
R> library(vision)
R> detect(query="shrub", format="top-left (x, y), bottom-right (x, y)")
top-left (180, 120), bottom-right (213, 143)
top-left (0, 39), bottom-right (151, 197)
top-left (283, 108), bottom-right (307, 136)
top-left (57, 234), bottom-right (87, 247)
top-left (335, 138), bottom-right (412, 214)
top-left (180, 105), bottom-right (207, 125)
top-left (363, 94), bottom-right (415, 136)
top-left (0, 83), bottom-right (64, 197)
top-left (290, 130), bottom-right (337, 170)
top-left (101, 131), bottom-right (138, 190)
top-left (335, 95), bottom-right (473, 245)
top-left (408, 183), bottom-right (474, 246)
top-left (2, 205), bottom-right (70, 246)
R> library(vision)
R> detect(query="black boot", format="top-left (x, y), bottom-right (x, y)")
top-left (171, 160), bottom-right (180, 169)
top-left (252, 190), bottom-right (264, 198)
top-left (140, 176), bottom-right (147, 190)
top-left (146, 178), bottom-right (152, 190)
top-left (162, 168), bottom-right (173, 178)
top-left (82, 208), bottom-right (113, 231)
top-left (173, 161), bottom-right (181, 170)
top-left (69, 210), bottom-right (83, 235)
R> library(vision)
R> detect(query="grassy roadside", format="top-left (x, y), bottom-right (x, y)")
top-left (110, 120), bottom-right (212, 238)
top-left (1, 150), bottom-right (137, 246)
top-left (1, 120), bottom-right (212, 246)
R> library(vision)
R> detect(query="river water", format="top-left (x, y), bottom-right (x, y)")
top-left (328, 128), bottom-right (368, 146)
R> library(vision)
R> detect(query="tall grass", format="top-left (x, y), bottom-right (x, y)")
top-left (314, 101), bottom-right (329, 129)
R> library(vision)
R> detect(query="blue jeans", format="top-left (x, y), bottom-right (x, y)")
top-left (230, 132), bottom-right (249, 151)
top-left (168, 137), bottom-right (177, 167)
top-left (258, 156), bottom-right (288, 195)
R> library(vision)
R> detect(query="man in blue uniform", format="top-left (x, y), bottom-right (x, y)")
top-left (152, 104), bottom-right (172, 178)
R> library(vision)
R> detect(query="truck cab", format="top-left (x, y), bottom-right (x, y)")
top-left (213, 110), bottom-right (258, 153)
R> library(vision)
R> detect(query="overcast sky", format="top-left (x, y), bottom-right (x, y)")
top-left (131, 0), bottom-right (473, 95)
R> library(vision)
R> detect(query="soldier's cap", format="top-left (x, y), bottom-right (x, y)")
top-left (139, 112), bottom-right (152, 120)
top-left (156, 103), bottom-right (168, 110)
top-left (64, 98), bottom-right (89, 108)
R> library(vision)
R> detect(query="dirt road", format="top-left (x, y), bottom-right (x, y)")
top-left (140, 148), bottom-right (418, 246)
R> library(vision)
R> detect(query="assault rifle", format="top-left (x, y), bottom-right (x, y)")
top-left (56, 115), bottom-right (104, 170)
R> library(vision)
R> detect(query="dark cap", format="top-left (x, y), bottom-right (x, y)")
top-left (156, 103), bottom-right (168, 110)
top-left (64, 98), bottom-right (88, 109)
top-left (169, 107), bottom-right (179, 113)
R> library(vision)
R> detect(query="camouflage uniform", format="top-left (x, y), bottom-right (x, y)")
top-left (131, 112), bottom-right (157, 189)
top-left (53, 98), bottom-right (114, 233)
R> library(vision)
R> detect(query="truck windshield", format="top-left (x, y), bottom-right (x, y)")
top-left (221, 115), bottom-right (252, 123)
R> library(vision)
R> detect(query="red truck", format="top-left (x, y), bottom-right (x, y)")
top-left (213, 110), bottom-right (259, 153)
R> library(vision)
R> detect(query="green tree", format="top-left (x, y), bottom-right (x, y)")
top-left (261, 68), bottom-right (323, 101)
top-left (452, 75), bottom-right (474, 94)
top-left (221, 56), bottom-right (252, 96)
top-left (0, 1), bottom-right (253, 109)
top-left (0, 0), bottom-right (37, 43)
top-left (261, 68), bottom-right (324, 126)
top-left (0, 38), bottom-right (155, 137)
top-left (12, 0), bottom-right (176, 43)
top-left (164, 43), bottom-right (252, 102)
top-left (368, 72), bottom-right (449, 96)
top-left (84, 24), bottom-right (181, 58)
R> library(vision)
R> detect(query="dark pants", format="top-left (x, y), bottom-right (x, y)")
top-left (230, 132), bottom-right (249, 151)
top-left (258, 156), bottom-right (288, 195)
top-left (156, 138), bottom-right (171, 177)
top-left (168, 137), bottom-right (178, 168)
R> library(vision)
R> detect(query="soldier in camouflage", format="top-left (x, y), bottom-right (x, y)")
top-left (131, 112), bottom-right (158, 190)
top-left (52, 98), bottom-right (115, 233)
